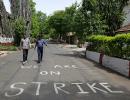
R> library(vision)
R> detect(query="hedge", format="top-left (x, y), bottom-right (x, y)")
top-left (86, 33), bottom-right (130, 60)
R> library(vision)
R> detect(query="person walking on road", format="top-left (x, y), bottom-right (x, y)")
top-left (20, 35), bottom-right (31, 64)
top-left (35, 36), bottom-right (47, 63)
top-left (35, 35), bottom-right (47, 63)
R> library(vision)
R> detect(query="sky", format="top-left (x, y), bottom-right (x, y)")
top-left (3, 0), bottom-right (82, 15)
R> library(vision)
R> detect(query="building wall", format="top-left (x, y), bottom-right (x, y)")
top-left (123, 0), bottom-right (130, 26)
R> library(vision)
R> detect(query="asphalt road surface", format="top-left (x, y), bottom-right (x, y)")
top-left (0, 43), bottom-right (130, 100)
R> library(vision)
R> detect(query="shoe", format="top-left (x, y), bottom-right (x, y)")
top-left (22, 60), bottom-right (27, 65)
top-left (25, 60), bottom-right (28, 63)
top-left (37, 61), bottom-right (40, 63)
top-left (22, 61), bottom-right (26, 65)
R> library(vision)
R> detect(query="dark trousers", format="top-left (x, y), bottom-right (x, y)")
top-left (37, 47), bottom-right (43, 62)
top-left (23, 49), bottom-right (28, 62)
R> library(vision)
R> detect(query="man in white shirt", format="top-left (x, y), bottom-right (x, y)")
top-left (20, 35), bottom-right (31, 64)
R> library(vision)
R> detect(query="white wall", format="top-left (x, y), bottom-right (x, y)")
top-left (86, 51), bottom-right (100, 63)
top-left (86, 51), bottom-right (130, 77)
top-left (102, 55), bottom-right (129, 77)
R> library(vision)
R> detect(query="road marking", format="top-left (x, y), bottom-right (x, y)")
top-left (40, 71), bottom-right (61, 76)
top-left (54, 83), bottom-right (70, 94)
top-left (72, 83), bottom-right (89, 94)
top-left (5, 82), bottom-right (27, 97)
top-left (87, 83), bottom-right (108, 93)
top-left (21, 65), bottom-right (38, 69)
top-left (20, 65), bottom-right (88, 70)
top-left (100, 83), bottom-right (124, 93)
top-left (54, 65), bottom-right (78, 69)
top-left (5, 82), bottom-right (124, 97)
top-left (54, 65), bottom-right (89, 70)
top-left (32, 82), bottom-right (47, 96)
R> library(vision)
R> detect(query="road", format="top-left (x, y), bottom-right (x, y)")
top-left (0, 43), bottom-right (130, 100)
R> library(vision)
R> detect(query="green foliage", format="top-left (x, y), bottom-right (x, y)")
top-left (47, 3), bottom-right (86, 43)
top-left (0, 45), bottom-right (17, 51)
top-left (13, 17), bottom-right (25, 46)
top-left (81, 0), bottom-right (108, 35)
top-left (64, 3), bottom-right (77, 32)
top-left (82, 0), bottom-right (129, 35)
top-left (28, 0), bottom-right (129, 45)
top-left (73, 5), bottom-right (86, 43)
top-left (49, 28), bottom-right (57, 39)
top-left (44, 34), bottom-right (50, 39)
top-left (48, 10), bottom-right (66, 40)
top-left (29, 0), bottom-right (36, 13)
top-left (87, 33), bottom-right (130, 60)
top-left (28, 0), bottom-right (129, 44)
top-left (29, 0), bottom-right (47, 38)
top-left (36, 11), bottom-right (47, 33)
top-left (31, 14), bottom-right (40, 38)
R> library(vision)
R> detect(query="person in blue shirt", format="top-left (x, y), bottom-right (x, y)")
top-left (35, 35), bottom-right (47, 63)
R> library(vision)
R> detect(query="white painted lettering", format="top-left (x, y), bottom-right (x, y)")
top-left (100, 83), bottom-right (124, 93)
top-left (5, 82), bottom-right (27, 97)
top-left (40, 71), bottom-right (60, 76)
top-left (40, 71), bottom-right (48, 75)
top-left (32, 82), bottom-right (47, 96)
top-left (50, 71), bottom-right (60, 76)
top-left (64, 65), bottom-right (70, 68)
top-left (87, 83), bottom-right (108, 93)
top-left (54, 83), bottom-right (70, 94)
top-left (54, 65), bottom-right (63, 68)
top-left (72, 83), bottom-right (89, 94)
top-left (72, 65), bottom-right (78, 69)
top-left (33, 65), bottom-right (38, 69)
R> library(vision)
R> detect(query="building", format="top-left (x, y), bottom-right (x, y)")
top-left (123, 0), bottom-right (130, 26)
top-left (117, 0), bottom-right (130, 33)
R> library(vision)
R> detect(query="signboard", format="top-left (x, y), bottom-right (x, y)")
top-left (0, 34), bottom-right (14, 44)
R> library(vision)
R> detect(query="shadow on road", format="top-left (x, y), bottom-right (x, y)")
top-left (54, 53), bottom-right (77, 58)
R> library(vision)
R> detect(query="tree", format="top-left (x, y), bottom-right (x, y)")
top-left (31, 14), bottom-right (40, 38)
top-left (29, 0), bottom-right (39, 37)
top-left (73, 7), bottom-right (86, 42)
top-left (36, 11), bottom-right (47, 34)
top-left (48, 10), bottom-right (66, 40)
top-left (29, 0), bottom-right (48, 38)
top-left (81, 0), bottom-right (107, 35)
top-left (82, 0), bottom-right (129, 35)
top-left (14, 17), bottom-right (25, 46)
top-left (97, 0), bottom-right (129, 35)
top-left (64, 3), bottom-right (77, 32)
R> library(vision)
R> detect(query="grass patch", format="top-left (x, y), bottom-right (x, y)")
top-left (0, 45), bottom-right (17, 51)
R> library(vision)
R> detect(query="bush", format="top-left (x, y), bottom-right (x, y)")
top-left (86, 33), bottom-right (130, 60)
top-left (44, 34), bottom-right (50, 39)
